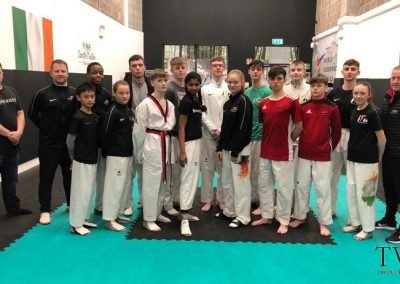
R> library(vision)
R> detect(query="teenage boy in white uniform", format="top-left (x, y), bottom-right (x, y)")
top-left (200, 56), bottom-right (229, 211)
top-left (252, 66), bottom-right (301, 234)
top-left (289, 74), bottom-right (341, 237)
top-left (136, 69), bottom-right (176, 232)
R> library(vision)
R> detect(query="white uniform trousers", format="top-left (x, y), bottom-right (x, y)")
top-left (250, 141), bottom-right (261, 202)
top-left (164, 136), bottom-right (181, 210)
top-left (346, 161), bottom-right (378, 232)
top-left (221, 149), bottom-right (251, 225)
top-left (180, 139), bottom-right (201, 210)
top-left (70, 161), bottom-right (97, 227)
top-left (293, 158), bottom-right (332, 225)
top-left (142, 140), bottom-right (170, 222)
top-left (258, 158), bottom-right (294, 225)
top-left (94, 150), bottom-right (106, 211)
top-left (102, 156), bottom-right (133, 221)
top-left (123, 159), bottom-right (143, 209)
top-left (200, 135), bottom-right (223, 203)
top-left (330, 128), bottom-right (349, 214)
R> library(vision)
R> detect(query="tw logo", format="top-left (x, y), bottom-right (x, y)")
top-left (375, 246), bottom-right (400, 266)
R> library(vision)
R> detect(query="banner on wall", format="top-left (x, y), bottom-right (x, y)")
top-left (12, 7), bottom-right (54, 72)
top-left (312, 33), bottom-right (338, 83)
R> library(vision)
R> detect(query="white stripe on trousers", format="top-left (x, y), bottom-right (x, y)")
top-left (180, 139), bottom-right (201, 210)
top-left (164, 136), bottom-right (181, 210)
top-left (95, 150), bottom-right (106, 211)
top-left (70, 161), bottom-right (97, 227)
top-left (346, 161), bottom-right (378, 232)
top-left (200, 135), bottom-right (223, 203)
top-left (258, 158), bottom-right (294, 225)
top-left (221, 149), bottom-right (251, 225)
top-left (330, 128), bottom-right (349, 213)
top-left (102, 156), bottom-right (133, 221)
top-left (293, 158), bottom-right (332, 225)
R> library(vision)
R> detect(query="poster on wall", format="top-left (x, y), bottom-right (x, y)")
top-left (312, 33), bottom-right (338, 83)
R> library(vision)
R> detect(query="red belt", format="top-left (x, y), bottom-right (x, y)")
top-left (146, 128), bottom-right (168, 183)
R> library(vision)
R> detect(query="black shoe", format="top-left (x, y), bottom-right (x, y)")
top-left (386, 229), bottom-right (400, 244)
top-left (375, 218), bottom-right (397, 231)
top-left (6, 208), bottom-right (33, 217)
top-left (94, 209), bottom-right (102, 215)
top-left (215, 212), bottom-right (235, 221)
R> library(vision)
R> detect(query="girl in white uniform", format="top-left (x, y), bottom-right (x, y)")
top-left (136, 69), bottom-right (176, 232)
top-left (216, 70), bottom-right (253, 228)
top-left (178, 72), bottom-right (206, 236)
top-left (342, 81), bottom-right (386, 240)
top-left (102, 81), bottom-right (134, 232)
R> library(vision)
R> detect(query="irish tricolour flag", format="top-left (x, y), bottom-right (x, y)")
top-left (12, 7), bottom-right (53, 72)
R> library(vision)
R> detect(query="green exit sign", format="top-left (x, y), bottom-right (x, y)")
top-left (272, 38), bottom-right (283, 45)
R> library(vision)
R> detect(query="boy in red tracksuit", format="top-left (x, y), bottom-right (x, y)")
top-left (289, 73), bottom-right (341, 236)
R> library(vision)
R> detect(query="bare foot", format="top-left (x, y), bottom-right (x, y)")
top-left (218, 202), bottom-right (224, 211)
top-left (252, 208), bottom-right (262, 216)
top-left (289, 219), bottom-right (305, 228)
top-left (251, 218), bottom-right (272, 226)
top-left (201, 202), bottom-right (212, 212)
top-left (277, 224), bottom-right (288, 234)
top-left (181, 220), bottom-right (192, 237)
top-left (320, 224), bottom-right (331, 236)
top-left (143, 221), bottom-right (161, 232)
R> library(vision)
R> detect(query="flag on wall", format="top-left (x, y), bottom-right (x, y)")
top-left (12, 7), bottom-right (53, 72)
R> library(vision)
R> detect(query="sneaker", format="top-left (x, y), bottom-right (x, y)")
top-left (375, 218), bottom-right (397, 231)
top-left (6, 208), bottom-right (33, 217)
top-left (386, 230), bottom-right (400, 244)
top-left (39, 212), bottom-right (51, 225)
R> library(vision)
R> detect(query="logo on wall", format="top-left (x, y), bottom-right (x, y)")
top-left (312, 33), bottom-right (338, 83)
top-left (78, 42), bottom-right (96, 65)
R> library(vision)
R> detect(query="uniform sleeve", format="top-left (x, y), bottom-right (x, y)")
top-left (101, 107), bottom-right (116, 158)
top-left (231, 96), bottom-right (253, 157)
top-left (259, 100), bottom-right (264, 124)
top-left (12, 88), bottom-right (23, 111)
top-left (369, 108), bottom-right (383, 131)
top-left (331, 106), bottom-right (342, 150)
top-left (28, 91), bottom-right (43, 128)
top-left (291, 99), bottom-right (302, 122)
top-left (201, 86), bottom-right (217, 132)
top-left (66, 134), bottom-right (76, 160)
top-left (68, 114), bottom-right (80, 135)
top-left (179, 97), bottom-right (192, 117)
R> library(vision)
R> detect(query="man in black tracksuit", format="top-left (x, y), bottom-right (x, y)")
top-left (29, 59), bottom-right (75, 225)
top-left (377, 66), bottom-right (400, 244)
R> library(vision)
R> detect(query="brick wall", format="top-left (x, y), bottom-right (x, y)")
top-left (316, 0), bottom-right (390, 34)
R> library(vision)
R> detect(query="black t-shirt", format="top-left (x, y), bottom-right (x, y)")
top-left (328, 87), bottom-right (356, 129)
top-left (179, 94), bottom-right (202, 142)
top-left (0, 86), bottom-right (22, 154)
top-left (348, 104), bottom-right (382, 163)
top-left (69, 110), bottom-right (98, 164)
